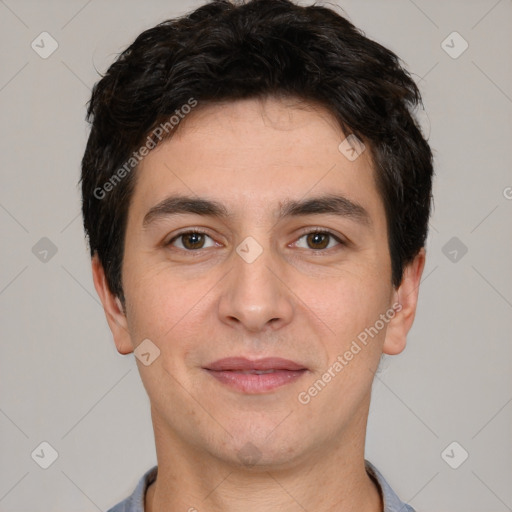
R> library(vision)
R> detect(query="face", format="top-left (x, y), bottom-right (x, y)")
top-left (94, 96), bottom-right (423, 469)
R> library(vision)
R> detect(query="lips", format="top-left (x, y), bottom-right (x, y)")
top-left (203, 357), bottom-right (307, 393)
top-left (204, 357), bottom-right (306, 372)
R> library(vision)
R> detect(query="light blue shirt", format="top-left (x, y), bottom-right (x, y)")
top-left (107, 460), bottom-right (415, 512)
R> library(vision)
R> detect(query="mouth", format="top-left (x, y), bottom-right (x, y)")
top-left (203, 357), bottom-right (308, 394)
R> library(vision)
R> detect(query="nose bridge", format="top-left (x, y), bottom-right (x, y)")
top-left (218, 235), bottom-right (293, 332)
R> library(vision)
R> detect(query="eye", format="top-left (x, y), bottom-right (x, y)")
top-left (294, 229), bottom-right (343, 250)
top-left (167, 230), bottom-right (217, 251)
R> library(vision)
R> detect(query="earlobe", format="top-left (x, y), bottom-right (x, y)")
top-left (382, 249), bottom-right (426, 356)
top-left (91, 254), bottom-right (134, 355)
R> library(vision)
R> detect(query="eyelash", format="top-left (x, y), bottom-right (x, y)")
top-left (166, 228), bottom-right (345, 252)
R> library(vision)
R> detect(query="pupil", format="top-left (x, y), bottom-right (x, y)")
top-left (185, 233), bottom-right (204, 249)
top-left (308, 233), bottom-right (328, 249)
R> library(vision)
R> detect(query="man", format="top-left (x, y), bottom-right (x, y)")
top-left (81, 0), bottom-right (433, 510)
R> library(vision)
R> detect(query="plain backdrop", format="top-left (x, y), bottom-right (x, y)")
top-left (0, 1), bottom-right (511, 511)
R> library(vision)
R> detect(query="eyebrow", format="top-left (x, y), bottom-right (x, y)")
top-left (142, 194), bottom-right (371, 228)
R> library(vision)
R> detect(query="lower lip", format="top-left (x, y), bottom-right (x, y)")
top-left (204, 369), bottom-right (307, 393)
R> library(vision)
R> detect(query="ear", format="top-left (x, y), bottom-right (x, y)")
top-left (91, 254), bottom-right (133, 355)
top-left (382, 248), bottom-right (426, 355)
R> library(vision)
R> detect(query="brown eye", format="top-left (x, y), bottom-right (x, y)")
top-left (168, 231), bottom-right (215, 250)
top-left (306, 232), bottom-right (330, 249)
top-left (182, 232), bottom-right (205, 250)
top-left (295, 230), bottom-right (342, 251)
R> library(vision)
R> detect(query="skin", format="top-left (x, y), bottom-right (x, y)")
top-left (92, 96), bottom-right (425, 512)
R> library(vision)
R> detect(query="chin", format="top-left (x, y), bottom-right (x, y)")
top-left (209, 425), bottom-right (308, 470)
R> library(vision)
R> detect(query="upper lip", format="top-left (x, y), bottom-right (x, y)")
top-left (204, 357), bottom-right (306, 371)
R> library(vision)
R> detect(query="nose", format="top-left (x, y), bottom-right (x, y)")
top-left (217, 242), bottom-right (294, 333)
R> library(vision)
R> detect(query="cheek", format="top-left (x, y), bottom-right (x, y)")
top-left (295, 279), bottom-right (392, 418)
top-left (298, 268), bottom-right (391, 344)
top-left (123, 263), bottom-right (185, 340)
top-left (123, 261), bottom-right (218, 362)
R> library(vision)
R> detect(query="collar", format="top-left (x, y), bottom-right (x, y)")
top-left (110, 460), bottom-right (414, 512)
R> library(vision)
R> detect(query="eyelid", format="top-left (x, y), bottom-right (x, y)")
top-left (166, 228), bottom-right (217, 248)
top-left (295, 226), bottom-right (344, 239)
top-left (292, 227), bottom-right (346, 249)
top-left (165, 227), bottom-right (346, 251)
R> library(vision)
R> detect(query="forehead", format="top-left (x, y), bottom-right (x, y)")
top-left (129, 97), bottom-right (385, 225)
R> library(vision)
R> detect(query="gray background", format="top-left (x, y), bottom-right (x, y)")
top-left (1, 0), bottom-right (511, 510)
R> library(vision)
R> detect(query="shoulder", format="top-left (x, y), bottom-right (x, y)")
top-left (365, 460), bottom-right (416, 512)
top-left (106, 466), bottom-right (158, 512)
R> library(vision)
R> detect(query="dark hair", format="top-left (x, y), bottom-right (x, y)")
top-left (81, 0), bottom-right (434, 305)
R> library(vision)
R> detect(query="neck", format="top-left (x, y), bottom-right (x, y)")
top-left (145, 405), bottom-right (382, 512)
